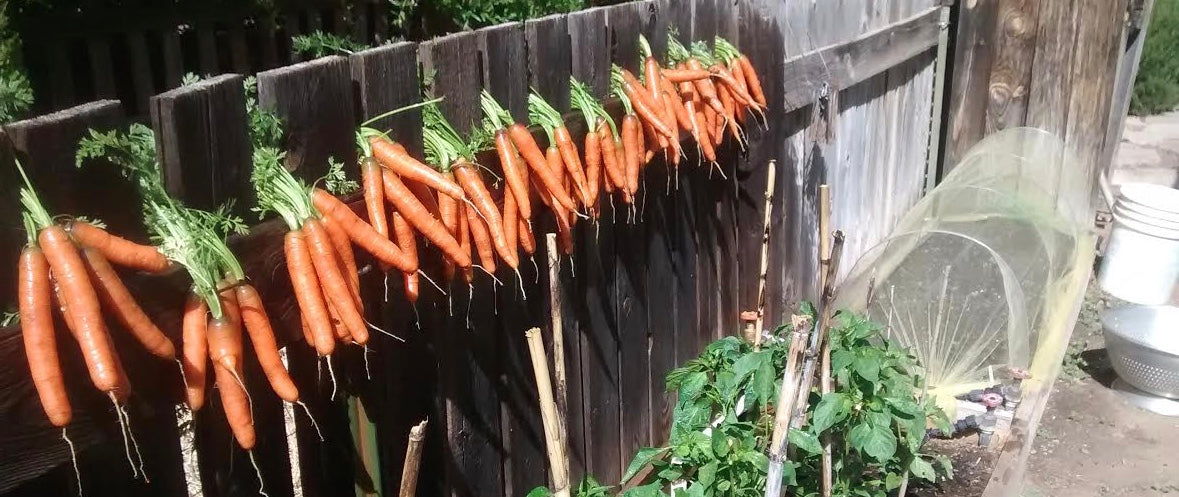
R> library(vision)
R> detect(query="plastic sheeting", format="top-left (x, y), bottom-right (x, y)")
top-left (834, 128), bottom-right (1089, 397)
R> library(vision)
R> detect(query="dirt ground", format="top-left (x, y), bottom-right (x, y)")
top-left (914, 282), bottom-right (1179, 496)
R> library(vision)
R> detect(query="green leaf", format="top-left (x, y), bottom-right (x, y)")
top-left (621, 447), bottom-right (668, 485)
top-left (526, 486), bottom-right (553, 497)
top-left (788, 428), bottom-right (823, 455)
top-left (865, 409), bottom-right (891, 430)
top-left (711, 429), bottom-right (730, 458)
top-left (698, 460), bottom-right (718, 488)
top-left (657, 466), bottom-right (683, 481)
top-left (682, 482), bottom-right (705, 497)
top-left (732, 351), bottom-right (762, 383)
top-left (810, 393), bottom-right (850, 434)
top-left (621, 482), bottom-right (666, 497)
top-left (753, 353), bottom-right (777, 407)
top-left (742, 450), bottom-right (769, 469)
top-left (933, 453), bottom-right (954, 478)
top-left (677, 371), bottom-right (709, 402)
top-left (862, 424), bottom-right (898, 463)
top-left (852, 353), bottom-right (880, 382)
top-left (885, 472), bottom-right (904, 490)
top-left (831, 349), bottom-right (855, 372)
top-left (909, 456), bottom-right (936, 481)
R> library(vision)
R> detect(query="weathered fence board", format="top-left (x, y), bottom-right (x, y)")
top-left (257, 56), bottom-right (358, 182)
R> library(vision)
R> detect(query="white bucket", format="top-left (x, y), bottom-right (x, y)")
top-left (1100, 183), bottom-right (1179, 305)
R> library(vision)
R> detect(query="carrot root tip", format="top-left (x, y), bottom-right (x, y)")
top-left (296, 401), bottom-right (325, 442)
top-left (248, 450), bottom-right (269, 497)
top-left (368, 319), bottom-right (405, 343)
top-left (63, 428), bottom-right (83, 497)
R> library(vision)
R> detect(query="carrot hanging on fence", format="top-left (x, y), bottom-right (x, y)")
top-left (480, 91), bottom-right (533, 222)
top-left (570, 78), bottom-right (612, 213)
top-left (66, 220), bottom-right (171, 274)
top-left (528, 91), bottom-right (592, 209)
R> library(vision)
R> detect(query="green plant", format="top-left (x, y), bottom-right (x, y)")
top-left (292, 30), bottom-right (366, 58)
top-left (427, 0), bottom-right (583, 30)
top-left (0, 8), bottom-right (33, 122)
top-left (531, 309), bottom-right (953, 497)
top-left (1131, 0), bottom-right (1179, 115)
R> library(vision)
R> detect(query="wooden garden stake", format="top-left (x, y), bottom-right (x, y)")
top-left (545, 233), bottom-right (569, 445)
top-left (818, 184), bottom-right (834, 497)
top-left (752, 160), bottom-right (777, 350)
top-left (526, 327), bottom-right (571, 497)
top-left (176, 403), bottom-right (204, 497)
top-left (398, 420), bottom-right (428, 497)
top-left (279, 347), bottom-right (303, 497)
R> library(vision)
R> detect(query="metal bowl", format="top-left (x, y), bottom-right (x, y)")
top-left (1102, 305), bottom-right (1179, 399)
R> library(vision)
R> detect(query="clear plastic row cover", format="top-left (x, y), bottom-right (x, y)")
top-left (833, 128), bottom-right (1088, 396)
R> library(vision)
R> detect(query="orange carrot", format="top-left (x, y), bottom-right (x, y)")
top-left (362, 157), bottom-right (389, 239)
top-left (452, 161), bottom-right (518, 269)
top-left (304, 218), bottom-right (369, 344)
top-left (67, 220), bottom-right (170, 273)
top-left (285, 231), bottom-right (335, 356)
top-left (518, 218), bottom-right (536, 256)
top-left (369, 136), bottom-right (465, 200)
top-left (213, 357), bottom-right (254, 450)
top-left (644, 56), bottom-right (664, 110)
top-left (181, 292), bottom-right (208, 411)
top-left (382, 170), bottom-right (470, 268)
top-left (206, 289), bottom-right (242, 372)
top-left (621, 70), bottom-right (675, 138)
top-left (598, 122), bottom-right (626, 195)
top-left (321, 216), bottom-right (361, 310)
top-left (584, 123), bottom-right (603, 208)
top-left (729, 60), bottom-right (751, 124)
top-left (508, 123), bottom-right (579, 212)
top-left (39, 226), bottom-right (121, 394)
top-left (680, 81), bottom-right (717, 162)
top-left (236, 283), bottom-right (299, 402)
top-left (554, 126), bottom-right (591, 207)
top-left (464, 200), bottom-right (497, 273)
top-left (312, 189), bottom-right (414, 273)
top-left (737, 55), bottom-right (767, 108)
top-left (457, 204), bottom-right (473, 284)
top-left (662, 68), bottom-right (712, 83)
top-left (503, 188), bottom-right (519, 263)
top-left (391, 211), bottom-right (420, 303)
top-left (20, 246), bottom-right (71, 426)
top-left (710, 66), bottom-right (755, 108)
top-left (621, 115), bottom-right (641, 195)
top-left (81, 247), bottom-right (175, 360)
top-left (495, 130), bottom-right (532, 221)
top-left (661, 76), bottom-right (694, 133)
top-left (687, 58), bottom-right (726, 116)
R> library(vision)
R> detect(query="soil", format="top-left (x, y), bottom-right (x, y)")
top-left (912, 281), bottom-right (1179, 496)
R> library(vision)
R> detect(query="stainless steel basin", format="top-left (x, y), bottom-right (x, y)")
top-left (1102, 305), bottom-right (1179, 399)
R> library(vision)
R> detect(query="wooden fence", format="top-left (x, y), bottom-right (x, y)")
top-left (1, 0), bottom-right (948, 496)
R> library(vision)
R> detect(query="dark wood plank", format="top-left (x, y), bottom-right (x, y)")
top-left (779, 7), bottom-right (942, 115)
top-left (257, 55), bottom-right (358, 182)
top-left (86, 38), bottom-right (117, 99)
top-left (349, 41), bottom-right (424, 156)
top-left (945, 0), bottom-right (999, 169)
top-left (420, 30), bottom-right (505, 497)
top-left (568, 4), bottom-right (623, 483)
top-left (713, 0), bottom-right (741, 339)
top-left (125, 31), bottom-right (156, 117)
top-left (45, 40), bottom-right (76, 109)
top-left (479, 22), bottom-right (530, 122)
top-left (161, 30), bottom-right (184, 90)
top-left (419, 31), bottom-right (483, 134)
top-left (983, 0), bottom-right (1041, 134)
top-left (525, 15), bottom-right (572, 112)
top-left (478, 19), bottom-right (549, 497)
top-left (197, 26), bottom-right (219, 76)
top-left (258, 14), bottom-right (282, 71)
top-left (690, 0), bottom-right (720, 353)
top-left (149, 74), bottom-right (253, 213)
top-left (605, 0), bottom-right (655, 459)
top-left (229, 23), bottom-right (252, 75)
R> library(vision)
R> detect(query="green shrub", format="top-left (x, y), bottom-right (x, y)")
top-left (0, 8), bottom-right (33, 122)
top-left (1130, 0), bottom-right (1179, 115)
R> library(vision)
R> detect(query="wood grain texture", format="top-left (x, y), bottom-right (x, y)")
top-left (983, 0), bottom-right (1041, 134)
top-left (349, 42), bottom-right (424, 156)
top-left (257, 55), bottom-right (358, 182)
top-left (946, 0), bottom-right (999, 169)
top-left (149, 73), bottom-right (253, 213)
top-left (479, 22), bottom-right (530, 122)
top-left (524, 14), bottom-right (573, 112)
top-left (419, 31), bottom-right (484, 134)
top-left (1024, 0), bottom-right (1077, 139)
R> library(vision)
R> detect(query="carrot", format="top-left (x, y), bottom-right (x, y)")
top-left (661, 90), bottom-right (684, 167)
top-left (321, 216), bottom-right (361, 310)
top-left (598, 122), bottom-right (626, 195)
top-left (584, 123), bottom-right (603, 208)
top-left (662, 68), bottom-right (712, 83)
top-left (81, 247), bottom-right (175, 360)
top-left (299, 313), bottom-right (314, 345)
top-left (737, 55), bottom-right (767, 108)
top-left (495, 130), bottom-right (532, 221)
top-left (369, 136), bottom-right (465, 201)
top-left (312, 189), bottom-right (415, 273)
top-left (621, 115), bottom-right (641, 195)
top-left (382, 170), bottom-right (470, 268)
top-left (285, 230), bottom-right (335, 356)
top-left (508, 123), bottom-right (579, 212)
top-left (213, 358), bottom-right (254, 450)
top-left (464, 200), bottom-right (497, 273)
top-left (661, 76), bottom-right (694, 133)
top-left (641, 120), bottom-right (657, 164)
top-left (362, 157), bottom-right (389, 237)
top-left (711, 67), bottom-right (756, 108)
top-left (531, 175), bottom-right (553, 209)
top-left (20, 246), bottom-right (71, 426)
top-left (438, 178), bottom-right (460, 235)
top-left (644, 57), bottom-right (664, 109)
top-left (518, 217), bottom-right (536, 256)
top-left (181, 293), bottom-right (208, 411)
top-left (680, 81), bottom-right (717, 162)
top-left (67, 220), bottom-right (170, 274)
top-left (39, 226), bottom-right (121, 394)
top-left (503, 188), bottom-right (519, 263)
top-left (687, 58), bottom-right (726, 116)
top-left (452, 161), bottom-right (518, 269)
top-left (207, 289), bottom-right (242, 372)
top-left (391, 211), bottom-right (420, 303)
top-left (719, 85), bottom-right (742, 142)
top-left (304, 218), bottom-right (369, 345)
top-left (554, 126), bottom-right (591, 207)
top-left (621, 70), bottom-right (675, 139)
top-left (696, 107), bottom-right (717, 162)
top-left (457, 204), bottom-right (473, 284)
top-left (236, 284), bottom-right (299, 402)
top-left (705, 102), bottom-right (723, 147)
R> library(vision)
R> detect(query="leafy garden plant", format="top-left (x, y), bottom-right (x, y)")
top-left (533, 308), bottom-right (953, 497)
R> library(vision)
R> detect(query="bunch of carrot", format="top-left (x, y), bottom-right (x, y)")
top-left (15, 159), bottom-right (171, 476)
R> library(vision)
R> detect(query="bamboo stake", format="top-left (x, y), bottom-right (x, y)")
top-left (753, 160), bottom-right (777, 350)
top-left (817, 185), bottom-right (834, 497)
top-left (544, 233), bottom-right (569, 447)
top-left (790, 233), bottom-right (844, 423)
top-left (279, 347), bottom-right (302, 497)
top-left (398, 420), bottom-right (428, 497)
top-left (526, 327), bottom-right (571, 497)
